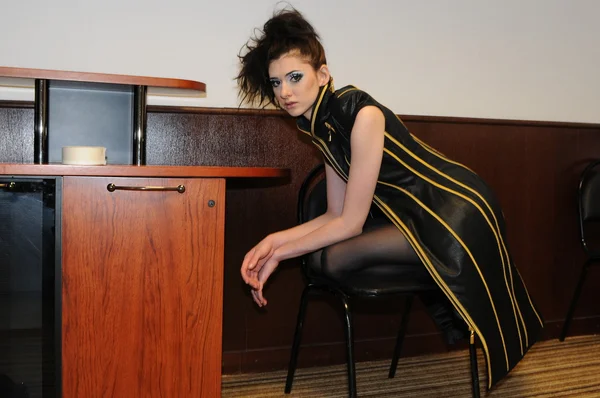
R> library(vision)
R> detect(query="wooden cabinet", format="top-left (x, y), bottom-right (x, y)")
top-left (61, 176), bottom-right (225, 397)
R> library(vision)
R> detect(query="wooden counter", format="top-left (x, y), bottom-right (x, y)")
top-left (1, 164), bottom-right (288, 398)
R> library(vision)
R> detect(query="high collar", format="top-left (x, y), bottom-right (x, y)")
top-left (296, 79), bottom-right (335, 137)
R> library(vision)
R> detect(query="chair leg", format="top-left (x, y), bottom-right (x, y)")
top-left (339, 293), bottom-right (357, 398)
top-left (469, 329), bottom-right (480, 398)
top-left (285, 284), bottom-right (314, 394)
top-left (560, 258), bottom-right (592, 342)
top-left (388, 295), bottom-right (414, 378)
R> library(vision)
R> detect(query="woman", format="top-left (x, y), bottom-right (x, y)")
top-left (236, 7), bottom-right (543, 387)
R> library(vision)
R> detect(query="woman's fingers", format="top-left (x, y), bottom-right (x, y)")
top-left (241, 247), bottom-right (266, 281)
top-left (248, 244), bottom-right (274, 271)
top-left (241, 245), bottom-right (275, 288)
top-left (242, 240), bottom-right (276, 307)
top-left (247, 270), bottom-right (260, 290)
top-left (242, 252), bottom-right (266, 286)
top-left (255, 288), bottom-right (267, 306)
top-left (251, 288), bottom-right (267, 307)
top-left (251, 290), bottom-right (261, 306)
top-left (240, 248), bottom-right (256, 283)
top-left (247, 247), bottom-right (267, 271)
top-left (248, 257), bottom-right (279, 307)
top-left (257, 257), bottom-right (279, 287)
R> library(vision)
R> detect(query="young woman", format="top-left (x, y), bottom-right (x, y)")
top-left (236, 7), bottom-right (543, 387)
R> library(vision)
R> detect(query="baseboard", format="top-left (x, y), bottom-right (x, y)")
top-left (223, 316), bottom-right (600, 375)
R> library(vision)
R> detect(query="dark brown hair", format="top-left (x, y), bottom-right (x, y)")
top-left (236, 7), bottom-right (327, 107)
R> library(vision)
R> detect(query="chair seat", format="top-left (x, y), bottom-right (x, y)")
top-left (308, 263), bottom-right (440, 297)
top-left (587, 251), bottom-right (600, 259)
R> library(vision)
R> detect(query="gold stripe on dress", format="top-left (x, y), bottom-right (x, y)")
top-left (337, 87), bottom-right (358, 98)
top-left (382, 141), bottom-right (524, 352)
top-left (412, 135), bottom-right (477, 174)
top-left (310, 83), bottom-right (331, 135)
top-left (407, 130), bottom-right (543, 333)
top-left (410, 133), bottom-right (448, 160)
top-left (370, 194), bottom-right (495, 389)
top-left (386, 131), bottom-right (543, 335)
top-left (296, 126), bottom-right (312, 136)
top-left (378, 176), bottom-right (510, 371)
top-left (385, 132), bottom-right (528, 342)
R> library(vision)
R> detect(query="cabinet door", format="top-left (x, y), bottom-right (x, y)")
top-left (61, 176), bottom-right (225, 398)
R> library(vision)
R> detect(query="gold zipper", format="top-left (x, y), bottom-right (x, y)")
top-left (324, 122), bottom-right (336, 142)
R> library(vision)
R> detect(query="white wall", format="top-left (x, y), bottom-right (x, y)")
top-left (0, 0), bottom-right (598, 122)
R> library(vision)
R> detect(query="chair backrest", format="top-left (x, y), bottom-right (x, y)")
top-left (580, 160), bottom-right (600, 221)
top-left (297, 164), bottom-right (327, 276)
top-left (578, 160), bottom-right (600, 252)
top-left (298, 164), bottom-right (327, 224)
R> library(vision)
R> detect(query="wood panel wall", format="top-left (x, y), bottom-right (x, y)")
top-left (2, 103), bottom-right (600, 375)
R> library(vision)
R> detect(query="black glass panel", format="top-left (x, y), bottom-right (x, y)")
top-left (0, 179), bottom-right (59, 398)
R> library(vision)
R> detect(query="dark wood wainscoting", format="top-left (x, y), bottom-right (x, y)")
top-left (2, 103), bottom-right (600, 375)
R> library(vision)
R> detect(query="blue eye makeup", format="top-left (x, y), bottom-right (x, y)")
top-left (289, 72), bottom-right (303, 82)
top-left (269, 71), bottom-right (303, 89)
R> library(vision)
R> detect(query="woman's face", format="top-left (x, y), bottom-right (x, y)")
top-left (268, 52), bottom-right (330, 120)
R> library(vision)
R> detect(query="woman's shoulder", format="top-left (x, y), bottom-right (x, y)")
top-left (329, 85), bottom-right (380, 121)
top-left (333, 85), bottom-right (367, 99)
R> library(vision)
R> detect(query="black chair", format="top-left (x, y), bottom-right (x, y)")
top-left (284, 164), bottom-right (480, 398)
top-left (560, 159), bottom-right (600, 341)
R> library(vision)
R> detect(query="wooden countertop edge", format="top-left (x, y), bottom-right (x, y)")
top-left (0, 164), bottom-right (289, 178)
top-left (0, 66), bottom-right (206, 92)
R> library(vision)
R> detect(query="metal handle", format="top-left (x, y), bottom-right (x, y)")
top-left (106, 183), bottom-right (185, 193)
top-left (0, 182), bottom-right (15, 189)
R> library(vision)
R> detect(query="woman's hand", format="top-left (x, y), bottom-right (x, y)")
top-left (241, 236), bottom-right (276, 289)
top-left (251, 254), bottom-right (281, 307)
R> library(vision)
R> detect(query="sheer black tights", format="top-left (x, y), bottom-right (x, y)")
top-left (316, 218), bottom-right (421, 281)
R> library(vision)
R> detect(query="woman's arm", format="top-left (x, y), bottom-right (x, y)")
top-left (250, 105), bottom-right (385, 305)
top-left (274, 105), bottom-right (385, 259)
top-left (240, 163), bottom-right (346, 286)
top-left (269, 162), bottom-right (347, 247)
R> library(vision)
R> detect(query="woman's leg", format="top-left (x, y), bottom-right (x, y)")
top-left (316, 217), bottom-right (468, 344)
top-left (319, 218), bottom-right (421, 281)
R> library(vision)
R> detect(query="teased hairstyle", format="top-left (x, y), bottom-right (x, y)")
top-left (236, 7), bottom-right (327, 107)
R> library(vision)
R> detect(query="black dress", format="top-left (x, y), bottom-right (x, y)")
top-left (296, 81), bottom-right (544, 388)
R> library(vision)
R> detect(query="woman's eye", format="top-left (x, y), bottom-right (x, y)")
top-left (270, 80), bottom-right (280, 88)
top-left (289, 73), bottom-right (303, 83)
